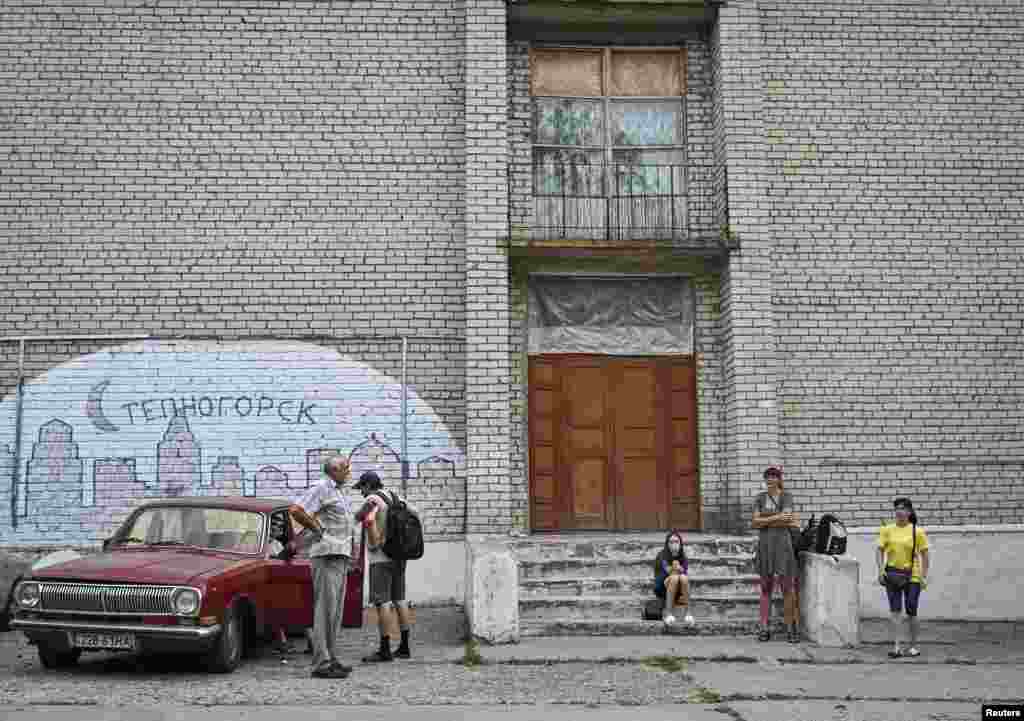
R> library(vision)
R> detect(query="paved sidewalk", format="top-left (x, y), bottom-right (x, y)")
top-left (3, 606), bottom-right (1022, 718)
top-left (433, 634), bottom-right (1024, 667)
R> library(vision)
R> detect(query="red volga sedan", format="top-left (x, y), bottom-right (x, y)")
top-left (10, 497), bottom-right (313, 672)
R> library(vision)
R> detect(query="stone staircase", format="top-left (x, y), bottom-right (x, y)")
top-left (509, 533), bottom-right (784, 637)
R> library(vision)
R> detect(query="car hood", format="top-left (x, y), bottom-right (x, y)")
top-left (30, 549), bottom-right (252, 587)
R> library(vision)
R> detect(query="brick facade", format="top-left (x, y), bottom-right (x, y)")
top-left (464, 0), bottom-right (513, 534)
top-left (762, 0), bottom-right (1024, 525)
top-left (0, 0), bottom-right (476, 544)
top-left (713, 2), bottom-right (781, 530)
top-left (1, 1), bottom-right (1022, 546)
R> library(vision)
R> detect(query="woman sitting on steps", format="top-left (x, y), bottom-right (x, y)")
top-left (653, 530), bottom-right (695, 629)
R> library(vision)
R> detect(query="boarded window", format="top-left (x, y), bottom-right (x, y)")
top-left (530, 48), bottom-right (604, 97)
top-left (530, 48), bottom-right (687, 98)
top-left (608, 50), bottom-right (686, 97)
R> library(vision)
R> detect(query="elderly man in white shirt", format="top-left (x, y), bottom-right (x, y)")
top-left (289, 455), bottom-right (354, 679)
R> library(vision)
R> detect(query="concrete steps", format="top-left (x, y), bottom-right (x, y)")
top-left (512, 533), bottom-right (769, 638)
top-left (519, 574), bottom-right (760, 598)
top-left (519, 555), bottom-right (755, 581)
top-left (520, 617), bottom-right (790, 638)
top-left (520, 594), bottom-right (779, 623)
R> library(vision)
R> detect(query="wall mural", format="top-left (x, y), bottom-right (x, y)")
top-left (0, 340), bottom-right (464, 545)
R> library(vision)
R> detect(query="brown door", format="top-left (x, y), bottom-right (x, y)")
top-left (528, 354), bottom-right (701, 531)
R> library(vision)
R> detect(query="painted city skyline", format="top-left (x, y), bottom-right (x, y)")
top-left (0, 340), bottom-right (465, 544)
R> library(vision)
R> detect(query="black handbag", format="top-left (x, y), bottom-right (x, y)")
top-left (643, 598), bottom-right (663, 621)
top-left (884, 566), bottom-right (912, 589)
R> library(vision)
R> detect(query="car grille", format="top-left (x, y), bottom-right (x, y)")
top-left (38, 583), bottom-right (177, 615)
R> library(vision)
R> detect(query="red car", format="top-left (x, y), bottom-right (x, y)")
top-left (10, 497), bottom-right (313, 672)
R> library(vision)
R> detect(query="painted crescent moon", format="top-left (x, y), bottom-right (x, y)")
top-left (85, 380), bottom-right (120, 433)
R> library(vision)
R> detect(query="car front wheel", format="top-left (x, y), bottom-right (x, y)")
top-left (38, 644), bottom-right (81, 669)
top-left (204, 603), bottom-right (244, 673)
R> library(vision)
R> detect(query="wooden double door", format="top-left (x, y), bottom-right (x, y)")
top-left (529, 354), bottom-right (701, 531)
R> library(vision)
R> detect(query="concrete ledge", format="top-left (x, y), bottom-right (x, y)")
top-left (464, 537), bottom-right (519, 645)
top-left (800, 551), bottom-right (860, 647)
top-left (843, 526), bottom-right (1024, 621)
top-left (860, 617), bottom-right (1024, 644)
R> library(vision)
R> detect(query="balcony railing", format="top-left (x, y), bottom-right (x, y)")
top-left (513, 160), bottom-right (728, 250)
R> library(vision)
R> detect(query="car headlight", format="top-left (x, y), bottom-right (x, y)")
top-left (172, 588), bottom-right (200, 616)
top-left (15, 581), bottom-right (40, 609)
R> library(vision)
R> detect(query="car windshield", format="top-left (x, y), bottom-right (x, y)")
top-left (117, 507), bottom-right (266, 554)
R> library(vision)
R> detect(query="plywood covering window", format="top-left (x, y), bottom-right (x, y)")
top-left (530, 47), bottom-right (688, 240)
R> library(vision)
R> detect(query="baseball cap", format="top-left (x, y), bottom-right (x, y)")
top-left (352, 470), bottom-right (381, 489)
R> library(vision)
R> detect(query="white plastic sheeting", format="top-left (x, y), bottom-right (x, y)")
top-left (527, 275), bottom-right (694, 355)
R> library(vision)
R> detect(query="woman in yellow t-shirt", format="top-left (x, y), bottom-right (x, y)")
top-left (876, 497), bottom-right (930, 659)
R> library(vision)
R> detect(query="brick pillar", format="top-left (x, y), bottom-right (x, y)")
top-left (464, 0), bottom-right (511, 534)
top-left (714, 1), bottom-right (779, 532)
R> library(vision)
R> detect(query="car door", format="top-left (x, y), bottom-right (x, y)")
top-left (266, 511), bottom-right (314, 631)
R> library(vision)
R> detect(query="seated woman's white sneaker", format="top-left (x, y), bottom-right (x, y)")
top-left (684, 614), bottom-right (695, 627)
top-left (663, 614), bottom-right (676, 626)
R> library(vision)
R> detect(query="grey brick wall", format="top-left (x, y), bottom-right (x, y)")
top-left (463, 0), bottom-right (512, 534)
top-left (0, 1), bottom-right (475, 545)
top-left (762, 0), bottom-right (1024, 525)
top-left (0, 0), bottom-right (465, 337)
top-left (712, 1), bottom-right (780, 531)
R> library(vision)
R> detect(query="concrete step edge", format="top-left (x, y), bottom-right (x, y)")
top-left (520, 593), bottom-right (769, 602)
top-left (517, 553), bottom-right (756, 563)
top-left (520, 574), bottom-right (762, 585)
top-left (518, 619), bottom-right (782, 637)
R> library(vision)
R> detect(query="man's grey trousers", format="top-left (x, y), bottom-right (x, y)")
top-left (310, 554), bottom-right (350, 672)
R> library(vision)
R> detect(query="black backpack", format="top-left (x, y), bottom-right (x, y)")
top-left (814, 513), bottom-right (847, 555)
top-left (374, 491), bottom-right (424, 561)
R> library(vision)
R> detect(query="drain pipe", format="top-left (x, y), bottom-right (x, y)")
top-left (10, 339), bottom-right (25, 529)
top-left (400, 336), bottom-right (409, 497)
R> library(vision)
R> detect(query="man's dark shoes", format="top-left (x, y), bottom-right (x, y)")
top-left (363, 638), bottom-right (393, 663)
top-left (312, 664), bottom-right (350, 678)
top-left (363, 635), bottom-right (393, 663)
top-left (394, 629), bottom-right (411, 658)
top-left (362, 649), bottom-right (393, 663)
top-left (787, 626), bottom-right (800, 644)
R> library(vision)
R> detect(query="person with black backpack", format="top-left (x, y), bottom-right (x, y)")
top-left (876, 497), bottom-right (930, 659)
top-left (353, 470), bottom-right (420, 663)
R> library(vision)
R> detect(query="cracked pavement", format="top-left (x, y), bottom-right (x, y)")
top-left (2, 608), bottom-right (1021, 721)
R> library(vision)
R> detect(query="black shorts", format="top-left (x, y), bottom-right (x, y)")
top-left (369, 560), bottom-right (407, 606)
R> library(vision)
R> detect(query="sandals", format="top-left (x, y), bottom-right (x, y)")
top-left (757, 628), bottom-right (771, 642)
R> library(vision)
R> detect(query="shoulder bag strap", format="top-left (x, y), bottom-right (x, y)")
top-left (910, 522), bottom-right (917, 573)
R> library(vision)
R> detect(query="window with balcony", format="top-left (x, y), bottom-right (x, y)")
top-left (531, 47), bottom-right (688, 242)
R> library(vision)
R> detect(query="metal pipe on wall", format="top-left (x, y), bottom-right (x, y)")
top-left (10, 340), bottom-right (25, 530)
top-left (400, 336), bottom-right (409, 497)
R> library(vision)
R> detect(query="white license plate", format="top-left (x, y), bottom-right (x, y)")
top-left (69, 631), bottom-right (136, 651)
